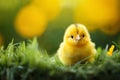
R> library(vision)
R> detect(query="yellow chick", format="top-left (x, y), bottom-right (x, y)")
top-left (57, 24), bottom-right (97, 65)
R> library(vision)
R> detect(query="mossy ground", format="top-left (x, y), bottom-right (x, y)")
top-left (0, 38), bottom-right (120, 80)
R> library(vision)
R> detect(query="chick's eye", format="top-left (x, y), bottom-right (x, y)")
top-left (82, 34), bottom-right (84, 37)
top-left (70, 35), bottom-right (74, 38)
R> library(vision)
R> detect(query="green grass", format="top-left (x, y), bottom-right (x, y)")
top-left (0, 38), bottom-right (120, 80)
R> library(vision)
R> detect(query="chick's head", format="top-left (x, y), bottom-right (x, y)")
top-left (64, 24), bottom-right (91, 47)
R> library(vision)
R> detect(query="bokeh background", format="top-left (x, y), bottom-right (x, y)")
top-left (0, 0), bottom-right (120, 54)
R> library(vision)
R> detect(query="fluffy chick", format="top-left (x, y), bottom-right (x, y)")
top-left (57, 24), bottom-right (97, 65)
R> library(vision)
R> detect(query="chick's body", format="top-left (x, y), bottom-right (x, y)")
top-left (57, 24), bottom-right (96, 65)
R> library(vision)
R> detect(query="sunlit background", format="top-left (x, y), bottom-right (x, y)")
top-left (0, 0), bottom-right (120, 54)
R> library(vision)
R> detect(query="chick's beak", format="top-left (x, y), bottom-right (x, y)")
top-left (75, 35), bottom-right (80, 41)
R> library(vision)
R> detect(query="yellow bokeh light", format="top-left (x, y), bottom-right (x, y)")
top-left (32, 0), bottom-right (61, 21)
top-left (74, 0), bottom-right (119, 32)
top-left (14, 4), bottom-right (47, 38)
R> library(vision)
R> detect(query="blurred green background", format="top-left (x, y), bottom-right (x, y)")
top-left (0, 0), bottom-right (120, 54)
